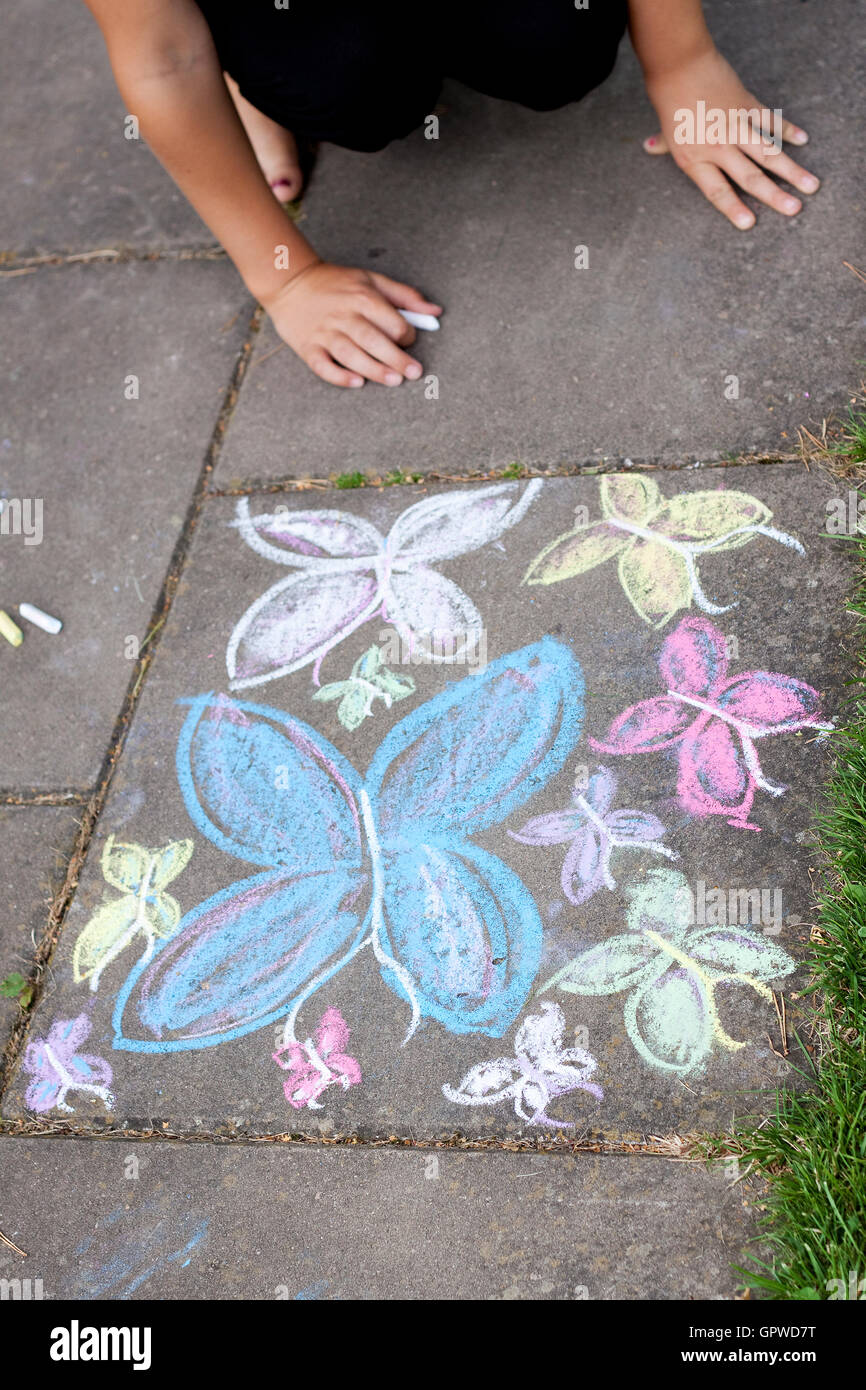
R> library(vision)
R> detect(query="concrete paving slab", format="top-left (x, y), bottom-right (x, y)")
top-left (0, 259), bottom-right (251, 791)
top-left (1, 467), bottom-right (852, 1138)
top-left (0, 1), bottom-right (213, 255)
top-left (0, 1136), bottom-right (757, 1299)
top-left (0, 808), bottom-right (80, 1046)
top-left (215, 0), bottom-right (866, 486)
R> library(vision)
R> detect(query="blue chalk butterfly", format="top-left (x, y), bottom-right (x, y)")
top-left (112, 639), bottom-right (585, 1053)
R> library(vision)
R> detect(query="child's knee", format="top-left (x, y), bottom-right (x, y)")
top-left (466, 0), bottom-right (628, 112)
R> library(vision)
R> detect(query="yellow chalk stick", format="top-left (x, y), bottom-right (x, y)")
top-left (0, 609), bottom-right (24, 647)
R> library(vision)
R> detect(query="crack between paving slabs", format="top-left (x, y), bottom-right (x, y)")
top-left (0, 300), bottom-right (265, 1103)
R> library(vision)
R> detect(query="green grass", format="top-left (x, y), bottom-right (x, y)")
top-left (730, 520), bottom-right (866, 1299)
top-left (334, 471), bottom-right (366, 490)
top-left (500, 462), bottom-right (526, 479)
top-left (832, 409), bottom-right (866, 466)
top-left (383, 470), bottom-right (423, 486)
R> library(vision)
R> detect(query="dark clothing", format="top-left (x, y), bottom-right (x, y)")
top-left (197, 1), bottom-right (629, 151)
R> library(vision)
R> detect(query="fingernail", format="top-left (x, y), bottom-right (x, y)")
top-left (792, 128), bottom-right (808, 144)
top-left (736, 212), bottom-right (754, 229)
top-left (801, 174), bottom-right (819, 193)
top-left (349, 377), bottom-right (364, 388)
top-left (385, 372), bottom-right (402, 386)
top-left (783, 196), bottom-right (801, 213)
top-left (645, 136), bottom-right (656, 148)
top-left (405, 363), bottom-right (422, 380)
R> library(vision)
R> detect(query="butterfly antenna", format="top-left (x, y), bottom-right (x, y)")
top-left (681, 548), bottom-right (734, 616)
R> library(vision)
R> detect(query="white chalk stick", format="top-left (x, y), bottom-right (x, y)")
top-left (19, 603), bottom-right (62, 635)
top-left (398, 310), bottom-right (440, 331)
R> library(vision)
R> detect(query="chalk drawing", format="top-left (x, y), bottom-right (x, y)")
top-left (539, 868), bottom-right (795, 1074)
top-left (509, 764), bottom-right (677, 904)
top-left (273, 1006), bottom-right (361, 1109)
top-left (111, 640), bottom-right (585, 1090)
top-left (312, 644), bottom-right (415, 731)
top-left (22, 1014), bottom-right (114, 1114)
top-left (524, 475), bottom-right (804, 627)
top-left (443, 1001), bottom-right (602, 1127)
top-left (67, 1203), bottom-right (208, 1299)
top-left (590, 616), bottom-right (832, 830)
top-left (227, 481), bottom-right (541, 689)
top-left (73, 836), bottom-right (194, 991)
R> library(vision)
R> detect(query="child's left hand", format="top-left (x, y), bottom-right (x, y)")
top-left (642, 46), bottom-right (820, 229)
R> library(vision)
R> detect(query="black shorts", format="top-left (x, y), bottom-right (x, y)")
top-left (197, 1), bottom-right (629, 151)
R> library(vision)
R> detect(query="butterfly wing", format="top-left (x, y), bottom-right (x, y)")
top-left (677, 714), bottom-right (756, 825)
top-left (376, 842), bottom-right (542, 1036)
top-left (363, 640), bottom-right (583, 1036)
top-left (113, 694), bottom-right (370, 1050)
top-left (382, 567), bottom-right (484, 663)
top-left (717, 671), bottom-right (827, 731)
top-left (149, 839), bottom-right (195, 890)
top-left (367, 637), bottom-right (584, 839)
top-left (232, 498), bottom-right (384, 568)
top-left (617, 537), bottom-right (694, 629)
top-left (523, 521), bottom-right (627, 586)
top-left (590, 696), bottom-right (694, 755)
top-left (600, 474), bottom-right (664, 524)
top-left (388, 481), bottom-right (541, 565)
top-left (113, 868), bottom-right (369, 1051)
top-left (659, 616), bottom-right (728, 697)
top-left (73, 897), bottom-right (144, 986)
top-left (652, 489), bottom-right (773, 551)
top-left (227, 568), bottom-right (382, 690)
top-left (540, 934), bottom-right (662, 997)
top-left (625, 969), bottom-right (714, 1073)
top-left (560, 825), bottom-right (607, 904)
top-left (685, 927), bottom-right (796, 983)
top-left (101, 837), bottom-right (149, 894)
top-left (177, 692), bottom-right (365, 872)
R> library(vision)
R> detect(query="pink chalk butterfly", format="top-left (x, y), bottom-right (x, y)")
top-left (273, 1007), bottom-right (361, 1110)
top-left (590, 616), bottom-right (832, 831)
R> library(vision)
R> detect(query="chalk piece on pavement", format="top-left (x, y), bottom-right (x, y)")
top-left (398, 310), bottom-right (440, 332)
top-left (19, 603), bottom-right (63, 635)
top-left (0, 610), bottom-right (24, 647)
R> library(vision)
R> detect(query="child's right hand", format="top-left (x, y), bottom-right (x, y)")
top-left (263, 263), bottom-right (442, 388)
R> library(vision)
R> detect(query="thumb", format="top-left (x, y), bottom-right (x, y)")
top-left (643, 133), bottom-right (670, 155)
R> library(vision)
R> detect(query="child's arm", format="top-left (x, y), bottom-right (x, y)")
top-left (628, 0), bottom-right (819, 228)
top-left (83, 0), bottom-right (440, 386)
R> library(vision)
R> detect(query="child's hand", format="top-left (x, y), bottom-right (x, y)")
top-left (643, 46), bottom-right (819, 229)
top-left (263, 263), bottom-right (442, 387)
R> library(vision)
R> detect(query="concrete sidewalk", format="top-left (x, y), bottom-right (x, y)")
top-left (1, 0), bottom-right (863, 1301)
